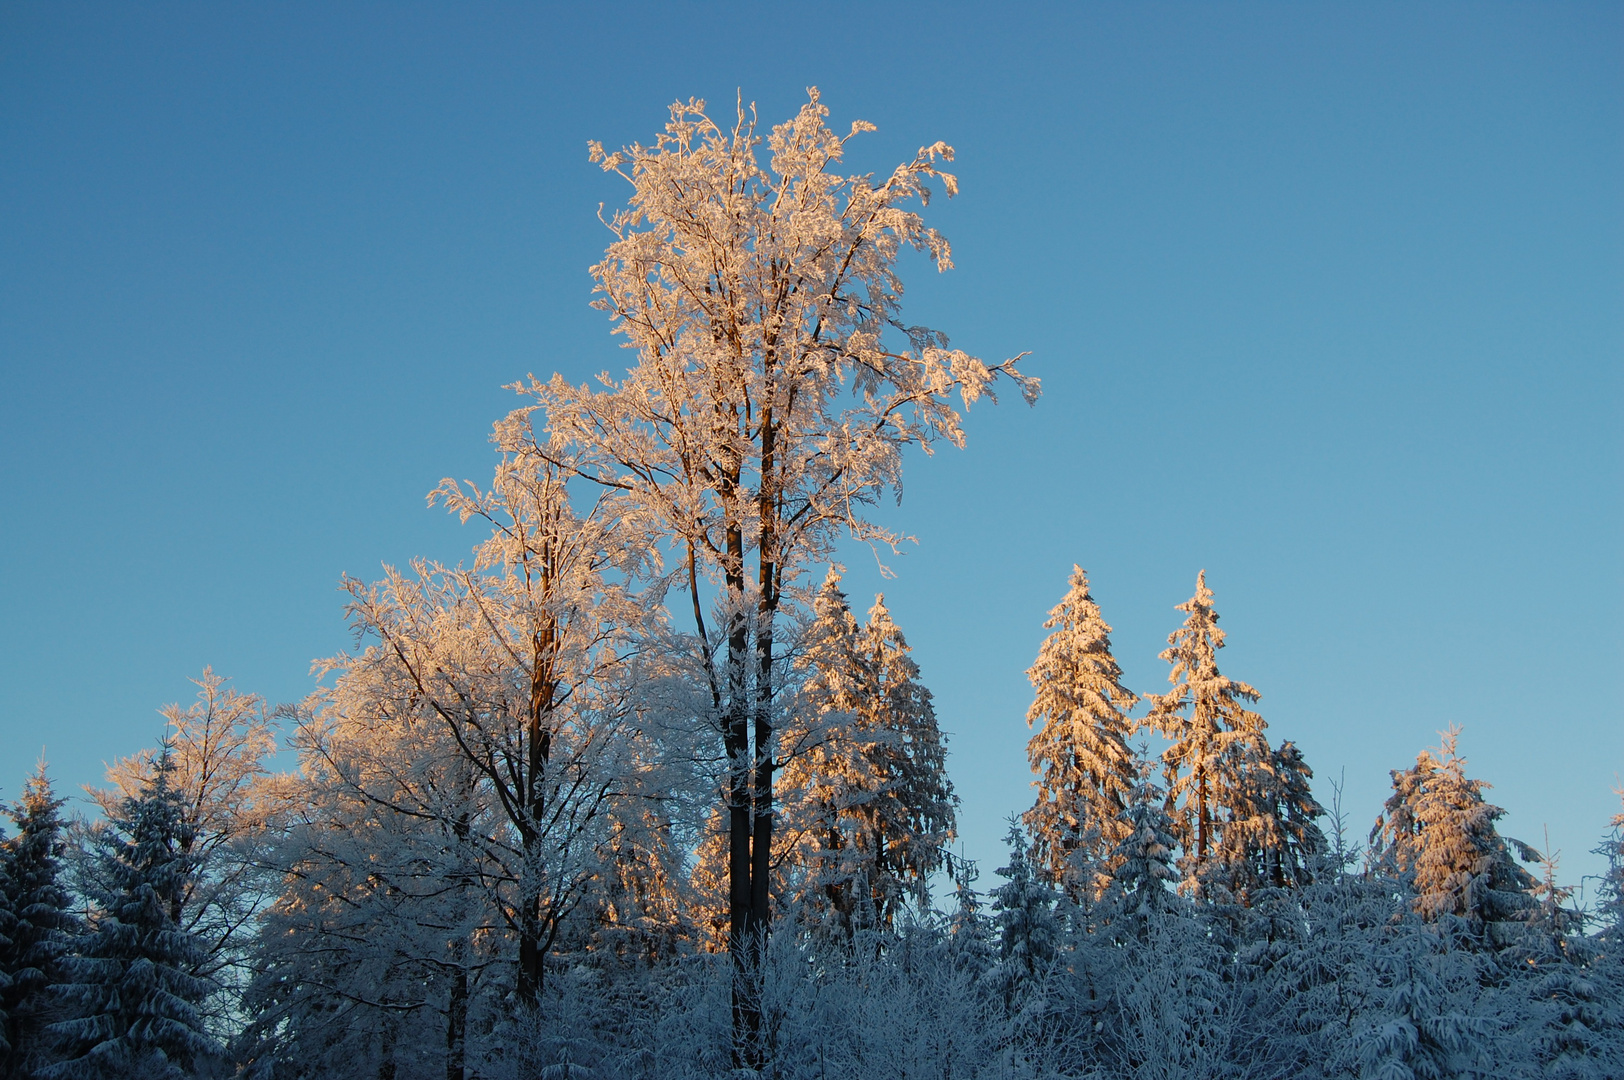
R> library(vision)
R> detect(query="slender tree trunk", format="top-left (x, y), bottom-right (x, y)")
top-left (447, 803), bottom-right (473, 1080)
top-left (1197, 765), bottom-right (1209, 859)
top-left (751, 412), bottom-right (778, 943)
top-left (518, 593), bottom-right (559, 1004)
top-left (742, 412), bottom-right (782, 1069)
top-left (720, 476), bottom-right (762, 1070)
top-left (378, 1016), bottom-right (399, 1080)
top-left (445, 967), bottom-right (468, 1080)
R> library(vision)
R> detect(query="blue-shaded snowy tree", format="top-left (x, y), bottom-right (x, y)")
top-left (89, 670), bottom-right (279, 1037)
top-left (528, 89), bottom-right (1036, 1065)
top-left (1512, 846), bottom-right (1614, 1080)
top-left (44, 749), bottom-right (217, 1080)
top-left (1263, 741), bottom-right (1327, 889)
top-left (982, 822), bottom-right (1080, 1077)
top-left (1353, 918), bottom-right (1492, 1080)
top-left (1095, 842), bottom-right (1236, 1080)
top-left (943, 855), bottom-right (996, 980)
top-left (1593, 790), bottom-right (1624, 944)
top-left (1370, 727), bottom-right (1537, 949)
top-left (1022, 566), bottom-right (1139, 900)
top-left (1100, 758), bottom-right (1180, 945)
top-left (986, 822), bottom-right (1061, 1003)
top-left (0, 838), bottom-right (12, 1064)
top-left (240, 703), bottom-right (497, 1080)
top-left (1, 763), bottom-right (80, 1078)
top-left (1235, 782), bottom-right (1411, 1080)
top-left (1576, 792), bottom-right (1624, 1077)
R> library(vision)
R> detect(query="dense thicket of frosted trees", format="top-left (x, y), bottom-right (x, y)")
top-left (2, 93), bottom-right (1619, 1078)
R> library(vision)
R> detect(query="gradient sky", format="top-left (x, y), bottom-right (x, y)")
top-left (2, 3), bottom-right (1619, 895)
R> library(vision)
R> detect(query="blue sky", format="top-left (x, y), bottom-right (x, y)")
top-left (2, 3), bottom-right (1619, 893)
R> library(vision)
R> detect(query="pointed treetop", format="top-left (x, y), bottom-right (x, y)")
top-left (1043, 566), bottom-right (1102, 629)
top-left (1161, 569), bottom-right (1231, 681)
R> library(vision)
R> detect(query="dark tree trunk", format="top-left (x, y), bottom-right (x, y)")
top-left (378, 1016), bottom-right (399, 1080)
top-left (445, 968), bottom-right (468, 1080)
top-left (517, 603), bottom-right (559, 1004)
top-left (721, 487), bottom-right (764, 1070)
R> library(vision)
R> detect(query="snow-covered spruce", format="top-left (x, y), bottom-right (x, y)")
top-left (1, 764), bottom-right (80, 1075)
top-left (1022, 566), bottom-right (1139, 901)
top-left (44, 749), bottom-right (218, 1080)
top-left (777, 571), bottom-right (957, 942)
top-left (1370, 726), bottom-right (1538, 948)
top-left (1145, 570), bottom-right (1324, 904)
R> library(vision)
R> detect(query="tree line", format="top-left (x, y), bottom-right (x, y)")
top-left (2, 91), bottom-right (1619, 1079)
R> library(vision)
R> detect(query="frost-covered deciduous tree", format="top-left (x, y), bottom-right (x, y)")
top-left (521, 89), bottom-right (1035, 1062)
top-left (1371, 727), bottom-right (1537, 947)
top-left (1, 763), bottom-right (79, 1077)
top-left (247, 669), bottom-right (460, 1073)
top-left (1022, 566), bottom-right (1139, 900)
top-left (245, 434), bottom-right (698, 1079)
top-left (46, 750), bottom-right (218, 1080)
top-left (345, 441), bottom-right (680, 1003)
top-left (243, 689), bottom-right (495, 1080)
top-left (1143, 571), bottom-right (1291, 903)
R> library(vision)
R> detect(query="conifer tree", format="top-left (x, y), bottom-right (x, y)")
top-left (1261, 741), bottom-right (1328, 890)
top-left (1, 763), bottom-right (79, 1077)
top-left (777, 573), bottom-right (956, 938)
top-left (1370, 727), bottom-right (1538, 947)
top-left (1587, 791), bottom-right (1624, 1077)
top-left (1354, 919), bottom-right (1490, 1080)
top-left (1021, 566), bottom-right (1139, 900)
top-left (89, 671), bottom-right (278, 1033)
top-left (0, 819), bottom-right (13, 1062)
top-left (1594, 790), bottom-right (1624, 944)
top-left (45, 749), bottom-right (217, 1080)
top-left (985, 822), bottom-right (1060, 1006)
top-left (859, 594), bottom-right (956, 928)
top-left (777, 569), bottom-right (884, 939)
top-left (1143, 571), bottom-right (1283, 902)
top-left (1102, 758), bottom-right (1180, 943)
top-left (1515, 846), bottom-right (1612, 1080)
top-left (943, 855), bottom-right (995, 978)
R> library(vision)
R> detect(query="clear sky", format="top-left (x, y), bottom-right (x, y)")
top-left (2, 3), bottom-right (1619, 895)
